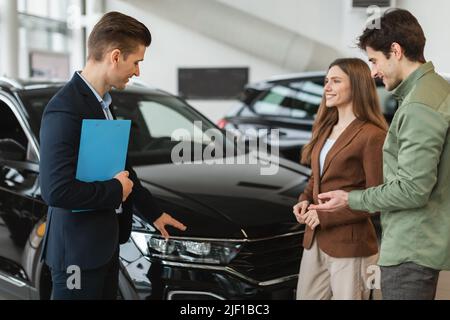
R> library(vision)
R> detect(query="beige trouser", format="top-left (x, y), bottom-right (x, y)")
top-left (296, 238), bottom-right (378, 300)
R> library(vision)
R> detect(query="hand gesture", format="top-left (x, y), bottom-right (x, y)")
top-left (293, 200), bottom-right (309, 224)
top-left (303, 210), bottom-right (320, 230)
top-left (153, 213), bottom-right (187, 240)
top-left (308, 190), bottom-right (349, 212)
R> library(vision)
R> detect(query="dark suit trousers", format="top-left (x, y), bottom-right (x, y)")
top-left (50, 250), bottom-right (119, 300)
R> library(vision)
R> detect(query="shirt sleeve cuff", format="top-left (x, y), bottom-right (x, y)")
top-left (110, 178), bottom-right (125, 208)
top-left (348, 190), bottom-right (365, 211)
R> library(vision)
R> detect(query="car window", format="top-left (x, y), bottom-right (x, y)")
top-left (138, 100), bottom-right (211, 145)
top-left (251, 80), bottom-right (323, 120)
top-left (0, 102), bottom-right (27, 148)
top-left (110, 92), bottom-right (238, 165)
top-left (0, 101), bottom-right (36, 162)
top-left (18, 88), bottom-right (58, 139)
top-left (19, 89), bottom-right (244, 165)
top-left (21, 90), bottom-right (223, 143)
top-left (111, 93), bottom-right (219, 150)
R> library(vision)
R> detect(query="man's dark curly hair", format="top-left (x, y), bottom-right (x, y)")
top-left (358, 8), bottom-right (426, 63)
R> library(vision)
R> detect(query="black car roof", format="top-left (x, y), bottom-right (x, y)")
top-left (0, 77), bottom-right (171, 96)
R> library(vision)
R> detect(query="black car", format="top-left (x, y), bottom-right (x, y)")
top-left (0, 77), bottom-right (309, 300)
top-left (218, 71), bottom-right (398, 163)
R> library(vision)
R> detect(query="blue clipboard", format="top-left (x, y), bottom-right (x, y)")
top-left (76, 119), bottom-right (131, 183)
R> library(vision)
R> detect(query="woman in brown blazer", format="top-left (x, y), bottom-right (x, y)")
top-left (293, 58), bottom-right (388, 300)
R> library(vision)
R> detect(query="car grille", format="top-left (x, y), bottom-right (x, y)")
top-left (229, 232), bottom-right (303, 283)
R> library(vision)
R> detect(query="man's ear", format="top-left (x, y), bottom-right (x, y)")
top-left (391, 42), bottom-right (404, 60)
top-left (110, 49), bottom-right (121, 65)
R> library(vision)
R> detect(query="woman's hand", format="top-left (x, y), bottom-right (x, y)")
top-left (293, 200), bottom-right (309, 224)
top-left (303, 210), bottom-right (320, 230)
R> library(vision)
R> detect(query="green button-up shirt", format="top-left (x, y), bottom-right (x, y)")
top-left (349, 62), bottom-right (450, 270)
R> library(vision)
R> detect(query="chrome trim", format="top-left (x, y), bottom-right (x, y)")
top-left (0, 77), bottom-right (23, 89)
top-left (23, 83), bottom-right (65, 90)
top-left (154, 258), bottom-right (298, 286)
top-left (140, 230), bottom-right (304, 243)
top-left (0, 91), bottom-right (40, 161)
top-left (167, 290), bottom-right (225, 300)
top-left (0, 272), bottom-right (27, 288)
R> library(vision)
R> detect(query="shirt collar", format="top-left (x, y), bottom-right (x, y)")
top-left (393, 61), bottom-right (435, 102)
top-left (76, 71), bottom-right (112, 108)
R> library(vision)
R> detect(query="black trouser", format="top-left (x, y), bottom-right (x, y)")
top-left (50, 250), bottom-right (119, 300)
top-left (380, 262), bottom-right (440, 300)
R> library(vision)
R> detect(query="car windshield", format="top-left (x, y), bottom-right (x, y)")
top-left (19, 88), bottom-right (237, 165)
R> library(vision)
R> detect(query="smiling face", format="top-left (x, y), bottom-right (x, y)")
top-left (366, 46), bottom-right (403, 91)
top-left (109, 44), bottom-right (146, 90)
top-left (324, 66), bottom-right (352, 109)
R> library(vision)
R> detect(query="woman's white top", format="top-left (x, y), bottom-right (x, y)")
top-left (319, 139), bottom-right (336, 176)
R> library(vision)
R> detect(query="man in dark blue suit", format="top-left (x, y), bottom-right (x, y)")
top-left (39, 11), bottom-right (186, 299)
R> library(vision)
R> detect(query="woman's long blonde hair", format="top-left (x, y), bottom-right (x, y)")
top-left (300, 58), bottom-right (388, 165)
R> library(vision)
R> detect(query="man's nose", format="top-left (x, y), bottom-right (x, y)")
top-left (135, 65), bottom-right (140, 77)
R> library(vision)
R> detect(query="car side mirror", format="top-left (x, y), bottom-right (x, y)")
top-left (0, 139), bottom-right (27, 161)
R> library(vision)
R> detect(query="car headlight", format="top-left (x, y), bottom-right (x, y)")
top-left (130, 231), bottom-right (242, 265)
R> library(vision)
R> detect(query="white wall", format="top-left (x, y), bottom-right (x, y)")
top-left (106, 0), bottom-right (291, 123)
top-left (215, 0), bottom-right (387, 63)
top-left (217, 0), bottom-right (344, 50)
top-left (237, 0), bottom-right (450, 88)
top-left (216, 0), bottom-right (450, 72)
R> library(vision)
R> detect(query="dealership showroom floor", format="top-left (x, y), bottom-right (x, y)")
top-left (1, 0), bottom-right (450, 301)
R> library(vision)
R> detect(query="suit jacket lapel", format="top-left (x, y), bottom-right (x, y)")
top-left (71, 72), bottom-right (107, 120)
top-left (109, 105), bottom-right (118, 120)
top-left (321, 118), bottom-right (366, 178)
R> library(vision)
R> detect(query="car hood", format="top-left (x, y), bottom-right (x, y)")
top-left (134, 153), bottom-right (308, 239)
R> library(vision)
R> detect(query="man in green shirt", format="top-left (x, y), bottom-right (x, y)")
top-left (309, 9), bottom-right (450, 300)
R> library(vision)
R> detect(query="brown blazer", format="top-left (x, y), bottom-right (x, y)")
top-left (299, 119), bottom-right (386, 258)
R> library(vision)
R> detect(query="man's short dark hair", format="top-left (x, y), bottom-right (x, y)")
top-left (358, 8), bottom-right (426, 63)
top-left (87, 11), bottom-right (152, 61)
